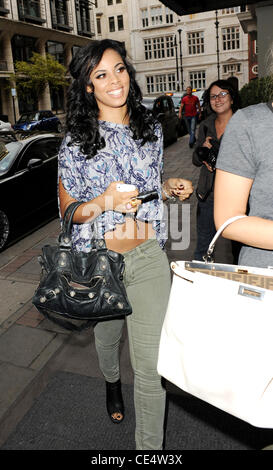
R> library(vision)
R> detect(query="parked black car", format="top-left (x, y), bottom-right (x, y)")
top-left (142, 95), bottom-right (185, 145)
top-left (0, 133), bottom-right (62, 250)
top-left (13, 110), bottom-right (62, 133)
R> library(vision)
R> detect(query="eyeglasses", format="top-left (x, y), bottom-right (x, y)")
top-left (210, 91), bottom-right (229, 100)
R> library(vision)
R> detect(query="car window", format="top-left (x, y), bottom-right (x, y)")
top-left (153, 99), bottom-right (163, 114)
top-left (172, 96), bottom-right (182, 108)
top-left (0, 141), bottom-right (22, 174)
top-left (44, 138), bottom-right (62, 158)
top-left (161, 97), bottom-right (169, 112)
top-left (167, 98), bottom-right (175, 112)
top-left (18, 113), bottom-right (38, 123)
top-left (16, 138), bottom-right (59, 170)
top-left (142, 99), bottom-right (154, 110)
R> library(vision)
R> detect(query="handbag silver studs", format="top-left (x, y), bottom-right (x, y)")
top-left (100, 255), bottom-right (107, 270)
top-left (40, 296), bottom-right (46, 303)
top-left (117, 302), bottom-right (123, 309)
top-left (88, 292), bottom-right (95, 299)
top-left (69, 290), bottom-right (76, 297)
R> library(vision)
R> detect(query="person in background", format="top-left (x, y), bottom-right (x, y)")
top-left (214, 98), bottom-right (273, 269)
top-left (58, 39), bottom-right (193, 450)
top-left (179, 86), bottom-right (201, 148)
top-left (192, 79), bottom-right (240, 261)
top-left (214, 87), bottom-right (273, 453)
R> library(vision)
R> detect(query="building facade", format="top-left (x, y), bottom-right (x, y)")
top-left (0, 0), bottom-right (96, 122)
top-left (127, 1), bottom-right (249, 96)
top-left (1, 0), bottom-right (252, 123)
top-left (94, 0), bottom-right (130, 55)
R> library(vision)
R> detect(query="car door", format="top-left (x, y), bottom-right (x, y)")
top-left (15, 137), bottom-right (60, 220)
top-left (42, 136), bottom-right (62, 204)
top-left (153, 97), bottom-right (168, 141)
top-left (167, 97), bottom-right (179, 139)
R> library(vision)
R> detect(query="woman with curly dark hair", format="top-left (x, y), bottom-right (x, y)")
top-left (58, 39), bottom-right (193, 450)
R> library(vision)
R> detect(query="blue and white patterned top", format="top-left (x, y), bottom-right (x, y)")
top-left (58, 120), bottom-right (167, 252)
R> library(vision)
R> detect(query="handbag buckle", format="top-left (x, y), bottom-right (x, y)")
top-left (58, 233), bottom-right (72, 249)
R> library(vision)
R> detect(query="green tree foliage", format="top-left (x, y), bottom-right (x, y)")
top-left (240, 75), bottom-right (273, 108)
top-left (9, 52), bottom-right (68, 100)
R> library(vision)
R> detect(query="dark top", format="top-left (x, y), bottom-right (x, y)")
top-left (192, 113), bottom-right (220, 201)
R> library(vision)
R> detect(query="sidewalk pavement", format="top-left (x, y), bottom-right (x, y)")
top-left (0, 132), bottom-right (234, 448)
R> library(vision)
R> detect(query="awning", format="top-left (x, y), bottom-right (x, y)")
top-left (159, 0), bottom-right (265, 15)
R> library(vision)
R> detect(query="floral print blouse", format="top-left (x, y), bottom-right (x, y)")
top-left (58, 120), bottom-right (167, 252)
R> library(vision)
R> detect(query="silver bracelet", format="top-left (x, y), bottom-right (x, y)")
top-left (162, 183), bottom-right (176, 202)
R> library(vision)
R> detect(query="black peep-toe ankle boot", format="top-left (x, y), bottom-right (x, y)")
top-left (105, 379), bottom-right (124, 424)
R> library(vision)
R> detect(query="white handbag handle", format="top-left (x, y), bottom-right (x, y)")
top-left (205, 215), bottom-right (247, 261)
top-left (171, 215), bottom-right (248, 276)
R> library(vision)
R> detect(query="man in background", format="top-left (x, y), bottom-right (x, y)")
top-left (179, 86), bottom-right (201, 148)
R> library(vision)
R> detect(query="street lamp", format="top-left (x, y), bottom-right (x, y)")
top-left (174, 36), bottom-right (179, 91)
top-left (177, 29), bottom-right (184, 91)
top-left (215, 10), bottom-right (220, 80)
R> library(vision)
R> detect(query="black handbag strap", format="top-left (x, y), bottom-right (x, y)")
top-left (63, 201), bottom-right (83, 235)
top-left (58, 201), bottom-right (83, 247)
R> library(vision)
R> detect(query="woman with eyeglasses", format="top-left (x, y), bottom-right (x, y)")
top-left (192, 79), bottom-right (240, 261)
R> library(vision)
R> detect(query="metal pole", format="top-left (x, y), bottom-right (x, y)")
top-left (178, 28), bottom-right (184, 91)
top-left (174, 36), bottom-right (179, 91)
top-left (215, 10), bottom-right (220, 80)
top-left (12, 96), bottom-right (16, 124)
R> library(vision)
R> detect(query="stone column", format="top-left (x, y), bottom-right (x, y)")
top-left (36, 38), bottom-right (52, 110)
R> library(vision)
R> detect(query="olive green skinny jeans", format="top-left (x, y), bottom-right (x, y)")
top-left (94, 239), bottom-right (171, 450)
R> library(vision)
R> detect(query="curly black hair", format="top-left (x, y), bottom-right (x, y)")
top-left (66, 39), bottom-right (158, 159)
top-left (203, 79), bottom-right (241, 113)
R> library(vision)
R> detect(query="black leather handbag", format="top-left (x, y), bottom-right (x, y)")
top-left (32, 202), bottom-right (132, 331)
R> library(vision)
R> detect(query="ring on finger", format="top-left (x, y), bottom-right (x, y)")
top-left (130, 198), bottom-right (138, 207)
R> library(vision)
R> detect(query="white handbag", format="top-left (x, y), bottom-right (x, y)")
top-left (158, 216), bottom-right (273, 428)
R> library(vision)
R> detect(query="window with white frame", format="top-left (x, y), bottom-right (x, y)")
top-left (150, 6), bottom-right (163, 25)
top-left (146, 73), bottom-right (176, 94)
top-left (144, 39), bottom-right (152, 60)
top-left (141, 8), bottom-right (149, 28)
top-left (165, 7), bottom-right (173, 23)
top-left (155, 75), bottom-right (167, 93)
top-left (221, 7), bottom-right (241, 14)
top-left (117, 15), bottom-right (124, 30)
top-left (223, 63), bottom-right (241, 74)
top-left (188, 31), bottom-right (204, 55)
top-left (168, 73), bottom-right (176, 90)
top-left (96, 16), bottom-right (101, 34)
top-left (109, 16), bottom-right (115, 32)
top-left (146, 76), bottom-right (154, 94)
top-left (165, 36), bottom-right (175, 57)
top-left (153, 37), bottom-right (165, 59)
top-left (144, 36), bottom-right (174, 60)
top-left (189, 70), bottom-right (206, 89)
top-left (141, 5), bottom-right (174, 28)
top-left (222, 26), bottom-right (240, 50)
